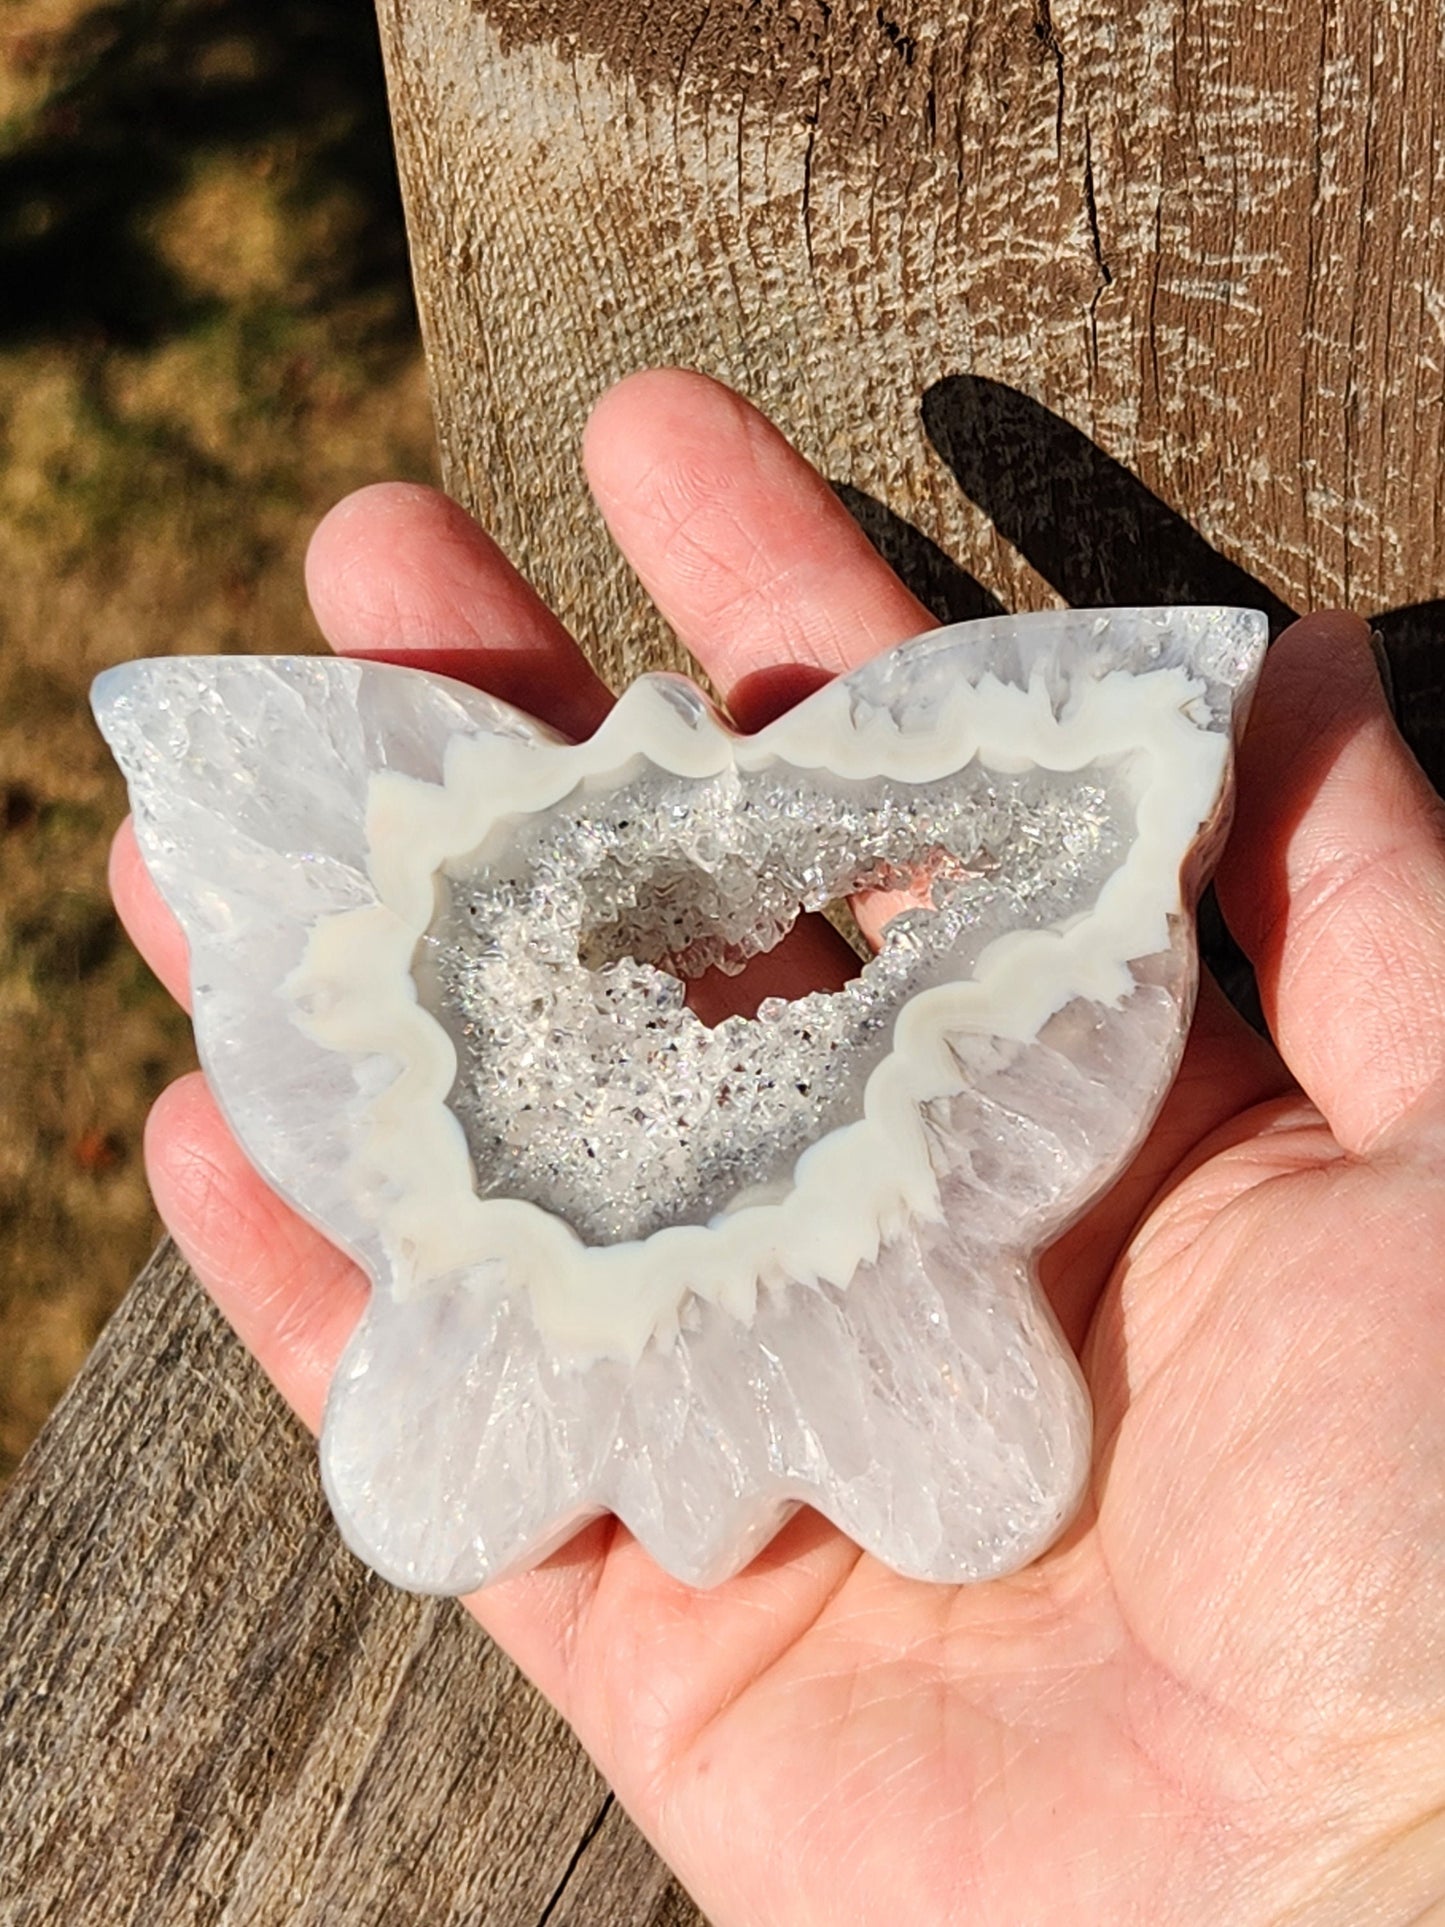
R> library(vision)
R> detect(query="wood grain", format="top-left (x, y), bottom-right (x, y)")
top-left (5, 0), bottom-right (1444, 1919)
top-left (0, 1242), bottom-right (694, 1925)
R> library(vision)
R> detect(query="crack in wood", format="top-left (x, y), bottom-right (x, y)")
top-left (537, 1792), bottom-right (617, 1925)
top-left (1082, 114), bottom-right (1112, 366)
top-left (1032, 0), bottom-right (1066, 152)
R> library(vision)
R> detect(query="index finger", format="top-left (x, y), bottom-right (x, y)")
top-left (583, 369), bottom-right (935, 726)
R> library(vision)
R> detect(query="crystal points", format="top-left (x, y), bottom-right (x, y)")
top-left (425, 758), bottom-right (1132, 1244)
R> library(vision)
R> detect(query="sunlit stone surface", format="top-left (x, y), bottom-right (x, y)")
top-left (94, 607), bottom-right (1266, 1592)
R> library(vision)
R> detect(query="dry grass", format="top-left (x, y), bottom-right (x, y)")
top-left (0, 0), bottom-right (437, 1478)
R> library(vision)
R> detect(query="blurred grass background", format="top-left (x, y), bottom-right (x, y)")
top-left (0, 0), bottom-right (437, 1481)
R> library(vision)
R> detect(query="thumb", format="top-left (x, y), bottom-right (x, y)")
top-left (1217, 612), bottom-right (1445, 1153)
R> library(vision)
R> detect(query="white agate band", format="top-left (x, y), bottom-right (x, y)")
top-left (287, 637), bottom-right (1234, 1361)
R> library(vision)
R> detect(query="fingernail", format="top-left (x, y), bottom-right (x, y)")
top-left (1369, 630), bottom-right (1398, 718)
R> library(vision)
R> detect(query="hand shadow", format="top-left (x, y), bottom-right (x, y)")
top-left (832, 375), bottom-right (1445, 1027)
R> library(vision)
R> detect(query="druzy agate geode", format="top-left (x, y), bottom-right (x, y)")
top-left (94, 606), bottom-right (1267, 1592)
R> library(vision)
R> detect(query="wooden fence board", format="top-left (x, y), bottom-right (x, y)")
top-left (3, 0), bottom-right (1443, 1918)
top-left (0, 1244), bottom-right (667, 1925)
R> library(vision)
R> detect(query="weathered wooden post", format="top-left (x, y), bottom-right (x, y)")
top-left (3, 1), bottom-right (1443, 1918)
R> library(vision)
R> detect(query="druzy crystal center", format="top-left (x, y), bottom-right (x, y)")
top-left (418, 757), bottom-right (1133, 1244)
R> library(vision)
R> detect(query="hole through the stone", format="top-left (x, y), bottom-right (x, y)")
top-left (572, 853), bottom-right (961, 1028)
top-left (580, 885), bottom-right (872, 1027)
top-left (682, 914), bottom-right (865, 1025)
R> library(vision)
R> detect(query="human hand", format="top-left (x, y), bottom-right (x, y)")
top-left (111, 370), bottom-right (1445, 1925)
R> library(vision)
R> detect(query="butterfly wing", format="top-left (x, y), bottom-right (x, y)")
top-left (92, 654), bottom-right (558, 1273)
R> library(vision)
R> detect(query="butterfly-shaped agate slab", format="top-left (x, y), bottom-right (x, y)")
top-left (94, 606), bottom-right (1266, 1593)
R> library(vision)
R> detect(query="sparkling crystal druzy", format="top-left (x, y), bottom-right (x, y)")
top-left (93, 607), bottom-right (1267, 1592)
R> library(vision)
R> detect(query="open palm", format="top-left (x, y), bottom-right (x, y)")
top-left (112, 371), bottom-right (1445, 1925)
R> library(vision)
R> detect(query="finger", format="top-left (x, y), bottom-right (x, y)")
top-left (110, 819), bottom-right (190, 1011)
top-left (583, 368), bottom-right (934, 963)
top-left (1217, 612), bottom-right (1445, 1152)
top-left (305, 483), bottom-right (613, 740)
top-left (144, 1073), bottom-right (365, 1433)
top-left (685, 914), bottom-right (861, 1020)
top-left (583, 369), bottom-right (934, 726)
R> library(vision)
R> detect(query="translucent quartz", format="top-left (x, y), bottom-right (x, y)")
top-left (425, 761), bottom-right (1132, 1244)
top-left (93, 606), bottom-right (1267, 1592)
